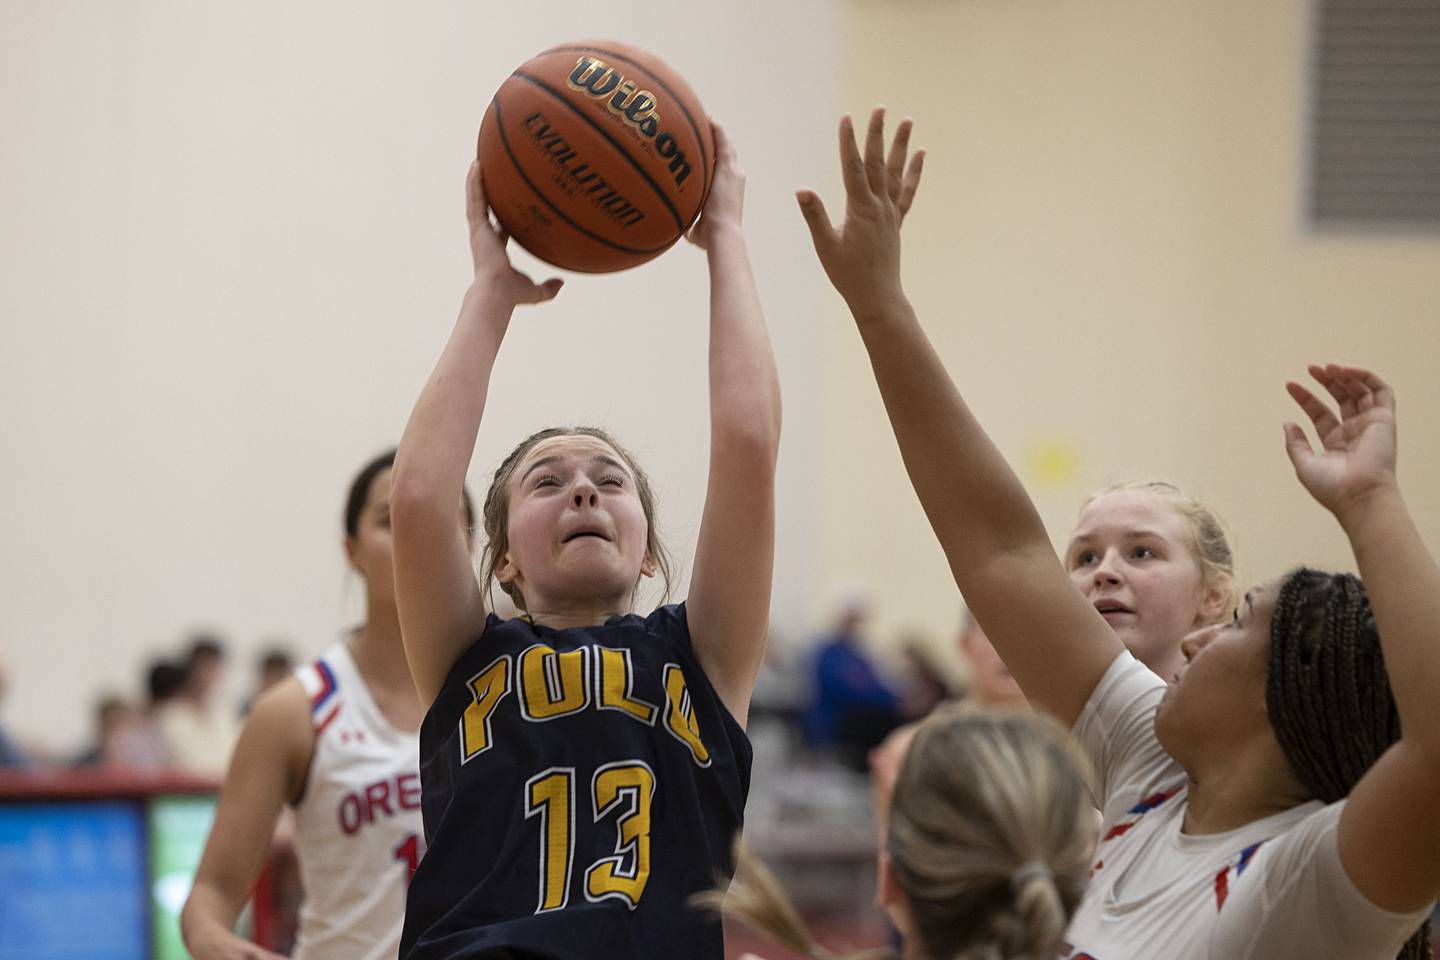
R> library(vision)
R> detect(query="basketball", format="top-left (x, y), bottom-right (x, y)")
top-left (477, 40), bottom-right (715, 273)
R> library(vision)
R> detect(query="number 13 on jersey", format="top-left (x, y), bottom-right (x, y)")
top-left (524, 761), bottom-right (656, 913)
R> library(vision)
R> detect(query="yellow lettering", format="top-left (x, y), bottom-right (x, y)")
top-left (460, 655), bottom-right (511, 764)
top-left (524, 768), bottom-right (575, 912)
top-left (585, 762), bottom-right (655, 908)
top-left (661, 664), bottom-right (711, 766)
top-left (519, 644), bottom-right (590, 721)
top-left (596, 647), bottom-right (658, 725)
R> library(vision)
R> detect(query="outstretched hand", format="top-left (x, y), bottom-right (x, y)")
top-left (1283, 364), bottom-right (1398, 517)
top-left (466, 161), bottom-right (563, 307)
top-left (687, 121), bottom-right (745, 250)
top-left (797, 107), bottom-right (924, 317)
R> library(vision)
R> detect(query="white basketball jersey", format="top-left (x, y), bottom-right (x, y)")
top-left (291, 642), bottom-right (423, 960)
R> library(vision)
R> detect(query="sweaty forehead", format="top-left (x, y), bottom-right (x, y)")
top-left (1070, 488), bottom-right (1190, 544)
top-left (515, 434), bottom-right (627, 475)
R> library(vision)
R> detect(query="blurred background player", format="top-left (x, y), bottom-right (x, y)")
top-left (182, 450), bottom-right (470, 960)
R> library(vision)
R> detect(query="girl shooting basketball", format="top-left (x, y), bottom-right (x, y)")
top-left (392, 122), bottom-right (779, 960)
top-left (800, 107), bottom-right (1437, 959)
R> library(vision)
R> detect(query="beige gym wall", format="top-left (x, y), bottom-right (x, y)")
top-left (3, 0), bottom-right (1437, 751)
top-left (0, 0), bottom-right (841, 749)
top-left (822, 0), bottom-right (1440, 648)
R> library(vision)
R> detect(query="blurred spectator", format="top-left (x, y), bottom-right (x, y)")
top-left (242, 645), bottom-right (295, 715)
top-left (804, 597), bottom-right (904, 771)
top-left (157, 635), bottom-right (241, 777)
top-left (110, 659), bottom-right (185, 770)
top-left (870, 608), bottom-right (1023, 850)
top-left (0, 656), bottom-right (27, 769)
top-left (957, 609), bottom-right (1025, 708)
top-left (747, 624), bottom-right (807, 726)
top-left (255, 647), bottom-right (294, 696)
top-left (73, 694), bottom-right (137, 766)
top-left (897, 635), bottom-right (953, 720)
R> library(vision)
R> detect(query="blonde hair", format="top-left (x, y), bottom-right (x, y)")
top-left (1086, 480), bottom-right (1239, 619)
top-left (479, 426), bottom-right (674, 612)
top-left (702, 706), bottom-right (1096, 960)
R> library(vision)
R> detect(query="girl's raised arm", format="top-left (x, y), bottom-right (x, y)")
top-left (1285, 365), bottom-right (1440, 913)
top-left (685, 124), bottom-right (782, 728)
top-left (391, 163), bottom-right (563, 708)
top-left (797, 109), bottom-right (1120, 725)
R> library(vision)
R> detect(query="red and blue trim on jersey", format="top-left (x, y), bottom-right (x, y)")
top-left (1091, 784), bottom-right (1184, 877)
top-left (310, 659), bottom-right (342, 736)
top-left (1213, 840), bottom-right (1265, 910)
top-left (1102, 785), bottom-right (1184, 842)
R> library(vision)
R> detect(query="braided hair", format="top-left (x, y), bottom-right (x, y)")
top-left (1266, 567), bottom-right (1431, 960)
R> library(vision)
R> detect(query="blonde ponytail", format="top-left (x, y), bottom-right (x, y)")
top-left (702, 706), bottom-right (1094, 960)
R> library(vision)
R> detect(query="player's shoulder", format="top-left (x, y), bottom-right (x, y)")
top-left (245, 676), bottom-right (315, 751)
top-left (229, 676), bottom-right (316, 798)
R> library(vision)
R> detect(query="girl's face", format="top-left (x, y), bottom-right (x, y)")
top-left (499, 434), bottom-right (654, 611)
top-left (1065, 489), bottom-right (1227, 677)
top-left (1155, 582), bottom-right (1277, 763)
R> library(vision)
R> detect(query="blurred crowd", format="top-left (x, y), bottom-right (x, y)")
top-left (0, 592), bottom-right (995, 786)
top-left (749, 594), bottom-right (1013, 774)
top-left (0, 596), bottom-right (994, 787)
top-left (0, 635), bottom-right (298, 780)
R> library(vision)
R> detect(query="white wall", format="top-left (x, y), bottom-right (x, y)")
top-left (0, 0), bottom-right (840, 750)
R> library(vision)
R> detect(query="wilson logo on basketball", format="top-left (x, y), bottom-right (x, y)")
top-left (566, 55), bottom-right (695, 187)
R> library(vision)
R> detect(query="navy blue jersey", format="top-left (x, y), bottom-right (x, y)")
top-left (401, 603), bottom-right (751, 960)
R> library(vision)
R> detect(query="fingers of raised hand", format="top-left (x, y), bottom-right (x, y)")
top-left (838, 114), bottom-right (870, 201)
top-left (863, 107), bottom-right (888, 195)
top-left (517, 275), bottom-right (564, 305)
top-left (885, 117), bottom-right (913, 203)
top-left (1286, 381), bottom-right (1342, 439)
top-left (1309, 363), bottom-right (1359, 418)
top-left (711, 119), bottom-right (737, 166)
top-left (1344, 364), bottom-right (1396, 412)
top-left (897, 148), bottom-right (925, 218)
top-left (796, 189), bottom-right (839, 254)
top-left (1337, 370), bottom-right (1376, 414)
top-left (1282, 422), bottom-right (1316, 472)
top-left (467, 162), bottom-right (494, 225)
